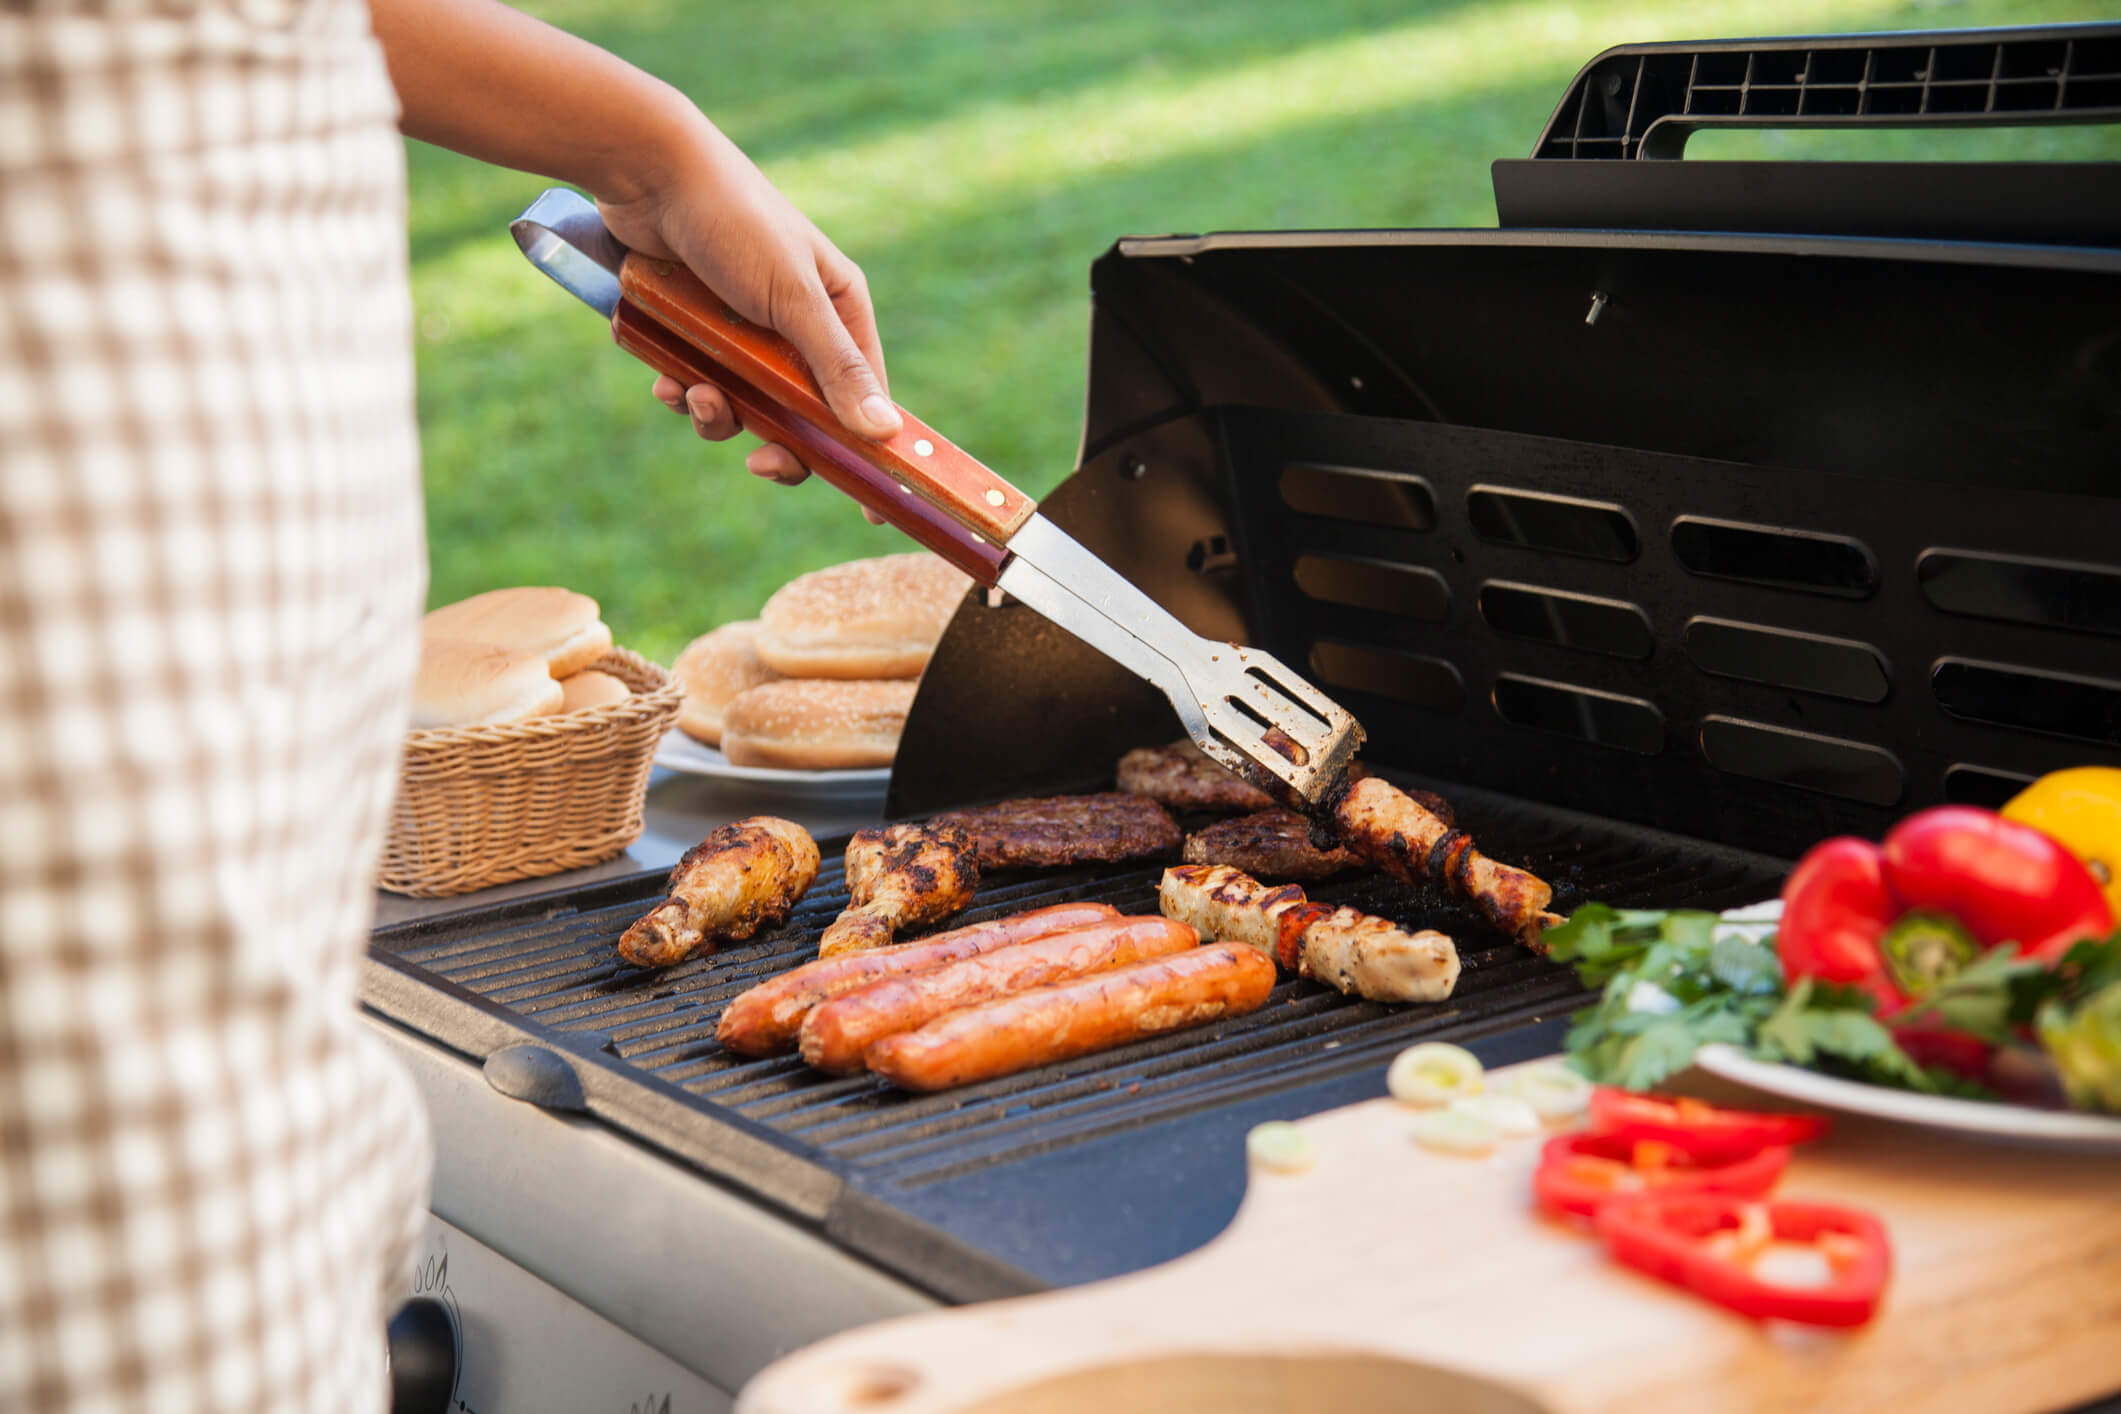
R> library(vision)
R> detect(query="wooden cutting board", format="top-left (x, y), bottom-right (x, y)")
top-left (737, 1061), bottom-right (2121, 1414)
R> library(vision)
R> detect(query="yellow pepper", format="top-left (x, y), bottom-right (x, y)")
top-left (2003, 767), bottom-right (2121, 917)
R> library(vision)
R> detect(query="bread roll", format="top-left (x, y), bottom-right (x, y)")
top-left (558, 669), bottom-right (630, 713)
top-left (423, 586), bottom-right (613, 678)
top-left (721, 679), bottom-right (918, 770)
top-left (756, 553), bottom-right (970, 679)
top-left (672, 621), bottom-right (781, 746)
top-left (413, 639), bottom-right (564, 729)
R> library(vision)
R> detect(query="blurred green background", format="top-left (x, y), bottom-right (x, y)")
top-left (408, 0), bottom-right (2114, 664)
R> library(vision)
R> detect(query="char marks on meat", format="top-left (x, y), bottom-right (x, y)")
top-left (818, 821), bottom-right (980, 958)
top-left (1115, 739), bottom-right (1275, 814)
top-left (1331, 776), bottom-right (1559, 952)
top-left (932, 792), bottom-right (1182, 870)
top-left (619, 817), bottom-right (820, 968)
top-left (1182, 808), bottom-right (1362, 881)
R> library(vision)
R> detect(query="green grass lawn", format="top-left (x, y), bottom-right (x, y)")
top-left (409, 0), bottom-right (2114, 665)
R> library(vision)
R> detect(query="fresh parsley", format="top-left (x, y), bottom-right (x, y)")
top-left (1544, 904), bottom-right (1972, 1096)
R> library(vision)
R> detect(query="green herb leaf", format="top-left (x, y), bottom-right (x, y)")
top-left (1708, 935), bottom-right (1784, 996)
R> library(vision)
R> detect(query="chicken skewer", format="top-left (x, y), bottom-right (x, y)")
top-left (1330, 776), bottom-right (1562, 952)
top-left (1159, 864), bottom-right (1461, 1004)
top-left (618, 817), bottom-right (820, 969)
top-left (817, 821), bottom-right (980, 959)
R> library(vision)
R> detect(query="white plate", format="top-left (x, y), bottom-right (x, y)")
top-left (653, 728), bottom-right (891, 799)
top-left (1694, 1044), bottom-right (2121, 1153)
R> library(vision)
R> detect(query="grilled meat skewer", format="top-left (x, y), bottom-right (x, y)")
top-left (1159, 864), bottom-right (1460, 1004)
top-left (1331, 776), bottom-right (1561, 952)
top-left (619, 817), bottom-right (820, 968)
top-left (818, 821), bottom-right (979, 959)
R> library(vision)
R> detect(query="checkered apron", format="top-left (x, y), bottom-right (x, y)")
top-left (0, 2), bottom-right (433, 1409)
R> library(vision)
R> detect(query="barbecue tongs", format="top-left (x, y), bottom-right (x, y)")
top-left (511, 189), bottom-right (1363, 805)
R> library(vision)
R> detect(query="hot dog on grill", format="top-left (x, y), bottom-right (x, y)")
top-left (863, 944), bottom-right (1276, 1092)
top-left (799, 915), bottom-right (1198, 1074)
top-left (713, 901), bottom-right (1120, 1056)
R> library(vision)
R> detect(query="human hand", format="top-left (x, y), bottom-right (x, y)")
top-left (597, 115), bottom-right (899, 502)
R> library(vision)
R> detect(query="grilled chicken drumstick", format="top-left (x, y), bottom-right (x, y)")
top-left (1331, 775), bottom-right (1562, 952)
top-left (818, 821), bottom-right (980, 959)
top-left (1159, 864), bottom-right (1461, 1003)
top-left (619, 817), bottom-right (820, 968)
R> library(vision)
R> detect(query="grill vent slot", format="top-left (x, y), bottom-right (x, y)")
top-left (1932, 659), bottom-right (2121, 747)
top-left (1468, 487), bottom-right (1638, 562)
top-left (1683, 618), bottom-right (1890, 703)
top-left (1944, 763), bottom-right (2038, 808)
top-left (1479, 583), bottom-right (1651, 660)
top-left (1310, 641), bottom-right (1463, 714)
top-left (1671, 517), bottom-right (1876, 599)
top-left (1493, 675), bottom-right (1663, 755)
top-left (1700, 717), bottom-right (1904, 806)
top-left (1278, 463), bottom-right (1434, 530)
top-left (1293, 555), bottom-right (1449, 621)
top-left (1918, 550), bottom-right (2121, 637)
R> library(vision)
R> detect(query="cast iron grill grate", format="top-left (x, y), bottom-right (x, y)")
top-left (368, 778), bottom-right (1782, 1192)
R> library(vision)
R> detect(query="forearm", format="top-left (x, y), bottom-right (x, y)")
top-left (367, 0), bottom-right (708, 204)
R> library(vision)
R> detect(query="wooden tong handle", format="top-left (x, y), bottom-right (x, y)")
top-left (614, 254), bottom-right (1035, 585)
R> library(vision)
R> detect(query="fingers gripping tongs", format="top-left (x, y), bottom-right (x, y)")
top-left (510, 189), bottom-right (1363, 805)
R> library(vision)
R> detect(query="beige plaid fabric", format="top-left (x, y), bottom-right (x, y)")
top-left (1, 2), bottom-right (433, 1410)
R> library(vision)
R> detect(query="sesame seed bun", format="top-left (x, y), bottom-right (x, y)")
top-left (720, 679), bottom-right (918, 770)
top-left (755, 553), bottom-right (970, 680)
top-left (671, 621), bottom-right (781, 747)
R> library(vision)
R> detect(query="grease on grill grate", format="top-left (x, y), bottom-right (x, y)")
top-left (375, 790), bottom-right (1782, 1186)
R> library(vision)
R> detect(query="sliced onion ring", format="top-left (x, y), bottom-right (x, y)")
top-left (1450, 1093), bottom-right (1541, 1138)
top-left (1509, 1060), bottom-right (1593, 1124)
top-left (1386, 1042), bottom-right (1485, 1108)
top-left (1246, 1121), bottom-right (1315, 1174)
top-left (1412, 1106), bottom-right (1499, 1157)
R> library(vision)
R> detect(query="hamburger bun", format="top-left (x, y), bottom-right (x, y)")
top-left (720, 679), bottom-right (918, 770)
top-left (413, 639), bottom-right (564, 729)
top-left (671, 621), bottom-right (781, 746)
top-left (755, 553), bottom-right (970, 679)
top-left (557, 669), bottom-right (631, 713)
top-left (423, 586), bottom-right (613, 678)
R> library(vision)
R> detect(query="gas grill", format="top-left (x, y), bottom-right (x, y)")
top-left (366, 23), bottom-right (2121, 1414)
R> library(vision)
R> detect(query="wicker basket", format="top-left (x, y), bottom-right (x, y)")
top-left (380, 647), bottom-right (684, 897)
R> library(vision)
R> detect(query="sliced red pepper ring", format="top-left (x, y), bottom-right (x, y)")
top-left (1588, 1088), bottom-right (1827, 1161)
top-left (1594, 1193), bottom-right (1891, 1327)
top-left (1533, 1132), bottom-right (1790, 1219)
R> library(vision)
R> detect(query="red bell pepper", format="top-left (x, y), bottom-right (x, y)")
top-left (1533, 1131), bottom-right (1790, 1219)
top-left (1881, 806), bottom-right (2114, 965)
top-left (1776, 806), bottom-right (2115, 1075)
top-left (1595, 1193), bottom-right (1891, 1327)
top-left (1587, 1088), bottom-right (1825, 1160)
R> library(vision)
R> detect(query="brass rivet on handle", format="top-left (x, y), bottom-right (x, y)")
top-left (984, 489), bottom-right (1005, 507)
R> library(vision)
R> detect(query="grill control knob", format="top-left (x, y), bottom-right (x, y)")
top-left (386, 1296), bottom-right (458, 1414)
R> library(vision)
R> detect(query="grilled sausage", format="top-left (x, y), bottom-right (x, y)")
top-left (713, 901), bottom-right (1120, 1056)
top-left (800, 916), bottom-right (1198, 1074)
top-left (864, 944), bottom-right (1277, 1092)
